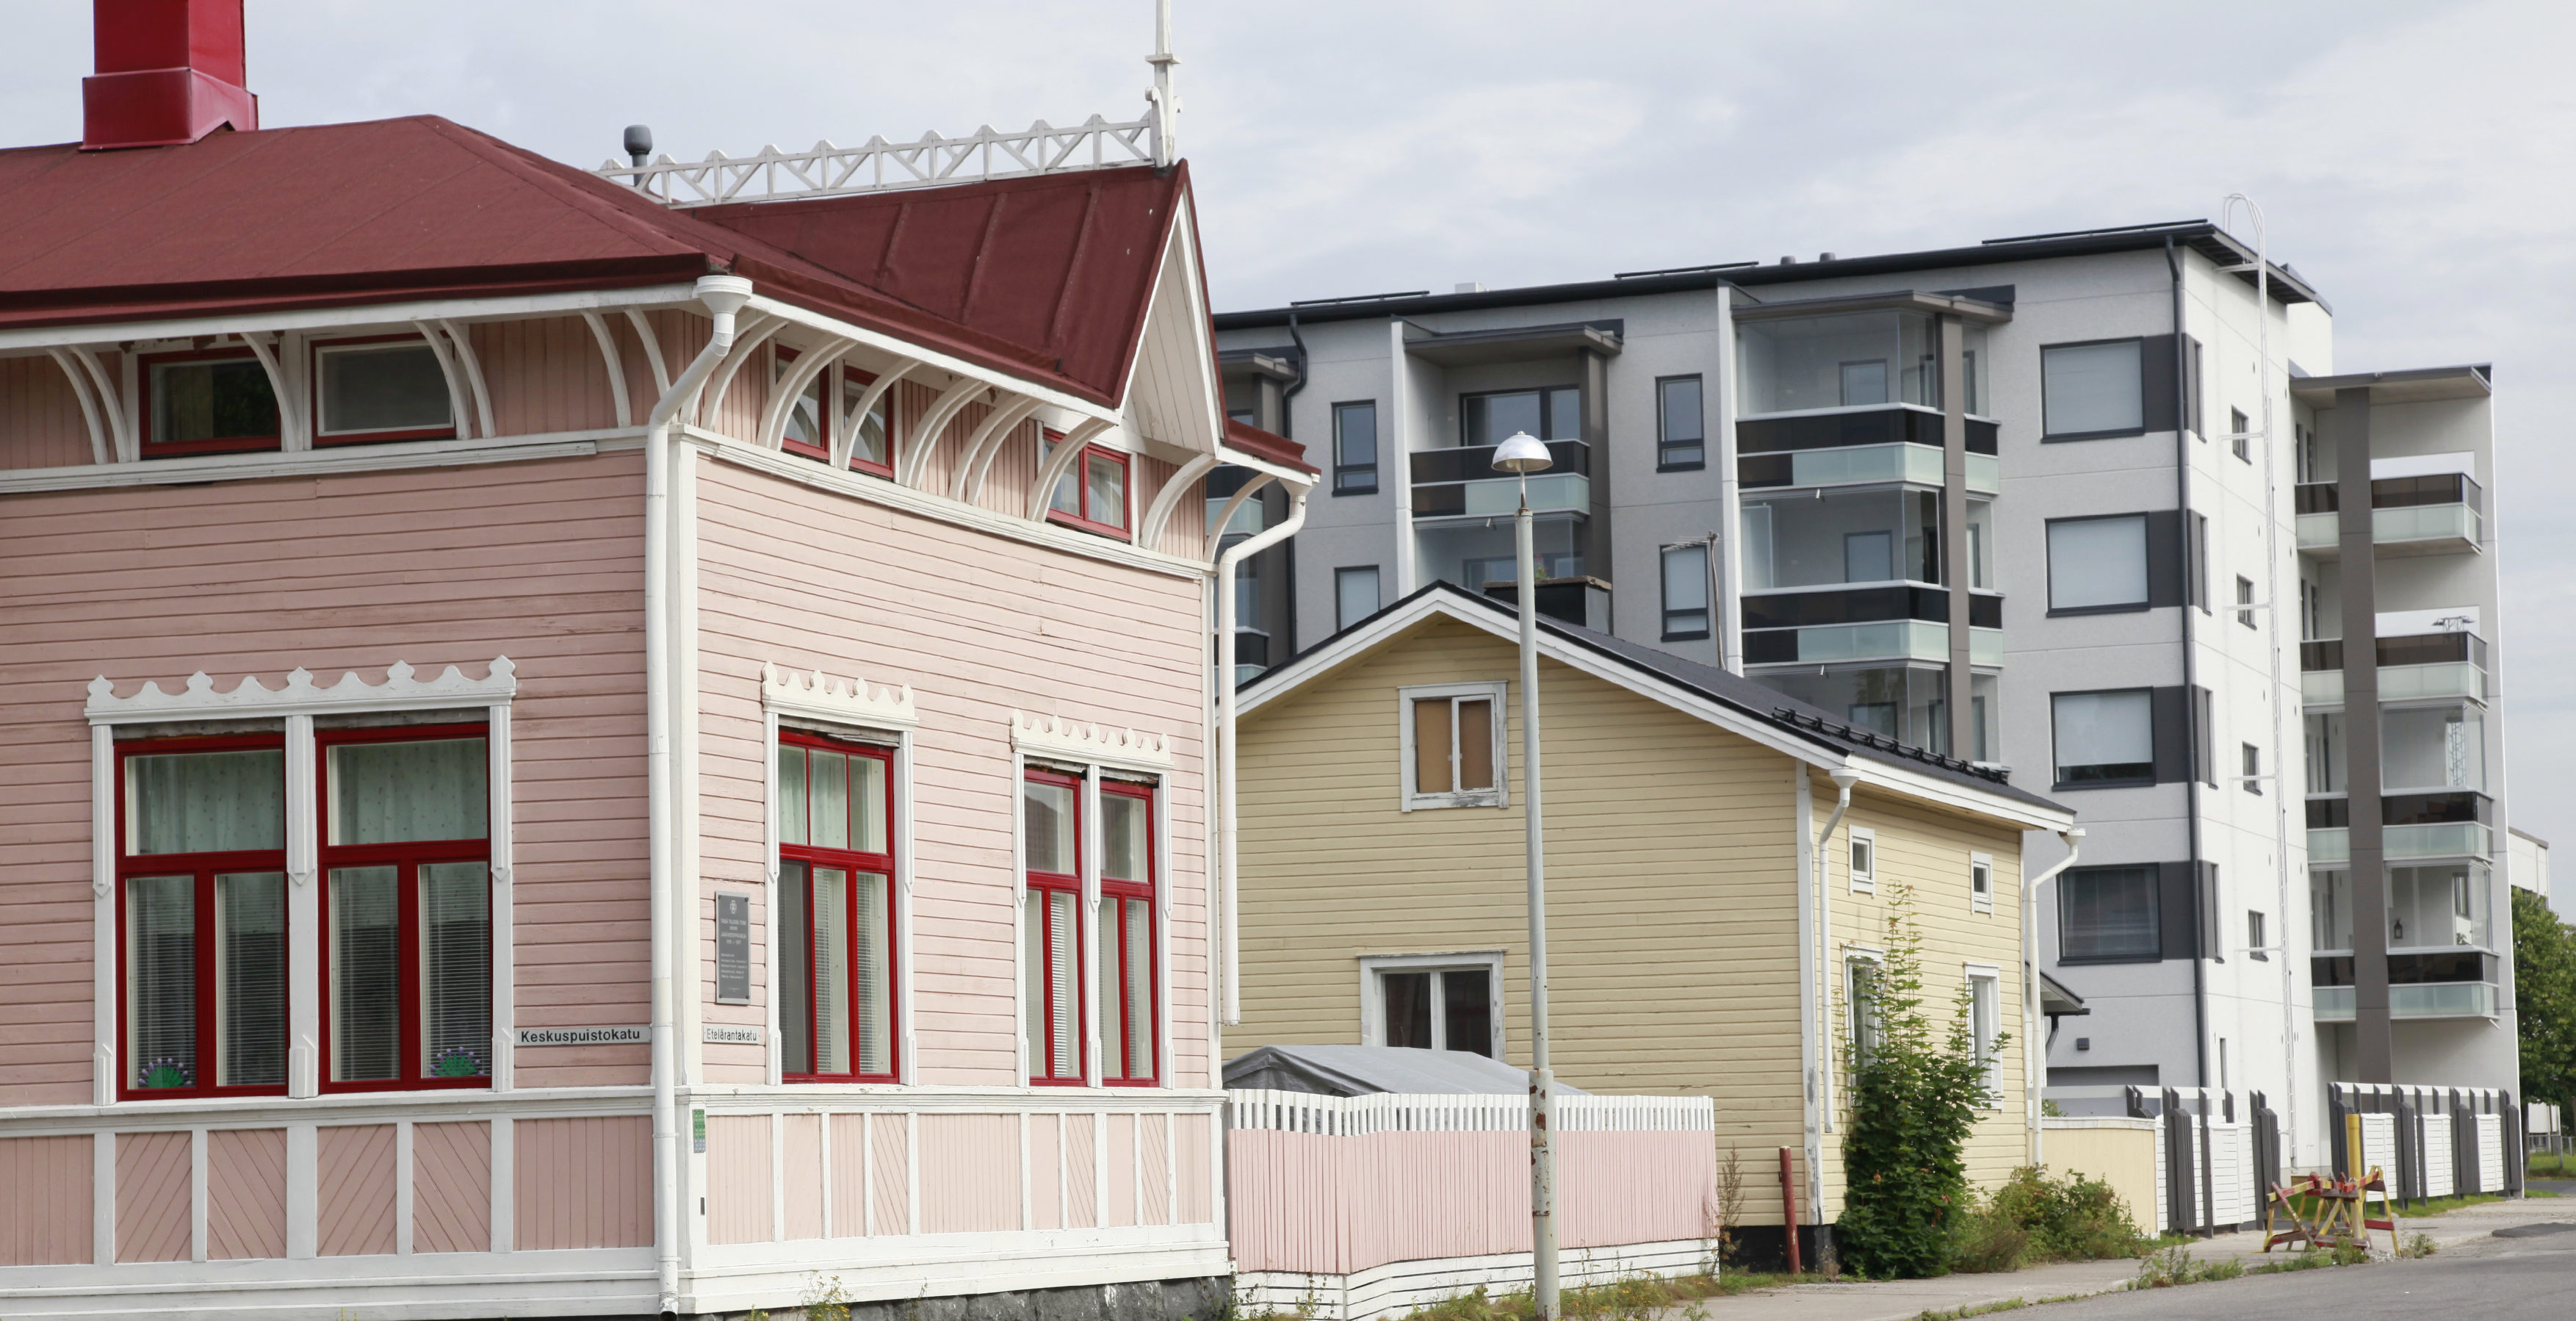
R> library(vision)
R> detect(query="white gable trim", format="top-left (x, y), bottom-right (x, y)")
top-left (1238, 592), bottom-right (2069, 831)
top-left (1116, 198), bottom-right (1226, 463)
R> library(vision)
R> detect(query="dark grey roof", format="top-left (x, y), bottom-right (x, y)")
top-left (1222, 1043), bottom-right (1590, 1096)
top-left (1215, 220), bottom-right (2321, 331)
top-left (1243, 581), bottom-right (2069, 818)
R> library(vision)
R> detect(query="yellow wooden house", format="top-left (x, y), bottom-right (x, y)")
top-left (1224, 584), bottom-right (2078, 1268)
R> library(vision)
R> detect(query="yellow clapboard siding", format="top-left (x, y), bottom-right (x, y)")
top-left (1230, 615), bottom-right (2035, 1222)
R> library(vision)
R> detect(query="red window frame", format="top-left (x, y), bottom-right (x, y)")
top-left (1097, 779), bottom-right (1158, 1086)
top-left (1025, 768), bottom-right (1086, 1085)
top-left (774, 345), bottom-right (833, 464)
top-left (841, 367), bottom-right (895, 478)
top-left (1043, 431), bottom-right (1133, 541)
top-left (114, 733), bottom-right (290, 1101)
top-left (776, 730), bottom-right (901, 1084)
top-left (316, 722), bottom-right (493, 1093)
top-left (137, 346), bottom-right (282, 458)
top-left (309, 334), bottom-right (458, 447)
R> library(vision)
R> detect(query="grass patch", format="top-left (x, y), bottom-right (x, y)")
top-left (1917, 1300), bottom-right (2029, 1320)
top-left (1337, 1267), bottom-right (1817, 1321)
top-left (2528, 1150), bottom-right (2576, 1180)
top-left (2126, 1246), bottom-right (2245, 1289)
top-left (2249, 1242), bottom-right (2369, 1273)
top-left (2393, 1192), bottom-right (2508, 1217)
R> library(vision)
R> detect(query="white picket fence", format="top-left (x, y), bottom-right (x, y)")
top-left (1227, 1089), bottom-right (1714, 1136)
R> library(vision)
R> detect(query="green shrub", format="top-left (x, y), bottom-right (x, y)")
top-left (1837, 887), bottom-right (1994, 1279)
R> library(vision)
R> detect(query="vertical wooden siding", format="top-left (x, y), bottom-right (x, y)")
top-left (1104, 1114), bottom-right (1137, 1228)
top-left (1231, 616), bottom-right (2029, 1226)
top-left (115, 1131), bottom-right (191, 1263)
top-left (1064, 1112), bottom-right (1097, 1229)
top-left (1175, 1112), bottom-right (1212, 1225)
top-left (0, 354), bottom-right (96, 470)
top-left (783, 1112), bottom-right (825, 1239)
top-left (828, 1113), bottom-right (870, 1234)
top-left (472, 317), bottom-right (624, 438)
top-left (0, 453), bottom-right (652, 1101)
top-left (206, 1127), bottom-right (289, 1259)
top-left (412, 1120), bottom-right (493, 1253)
top-left (1028, 1113), bottom-right (1062, 1230)
top-left (691, 457), bottom-right (1212, 1087)
top-left (919, 1113), bottom-right (1019, 1234)
top-left (317, 1124), bottom-right (399, 1256)
top-left (707, 1114), bottom-right (773, 1245)
top-left (870, 1113), bottom-right (911, 1235)
top-left (514, 1115), bottom-right (652, 1250)
top-left (0, 1134), bottom-right (93, 1264)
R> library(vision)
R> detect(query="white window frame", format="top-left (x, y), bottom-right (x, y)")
top-left (1398, 681), bottom-right (1510, 811)
top-left (762, 664), bottom-right (921, 1087)
top-left (311, 336), bottom-right (458, 441)
top-left (1970, 851), bottom-right (1994, 915)
top-left (1847, 826), bottom-right (1877, 894)
top-left (1357, 951), bottom-right (1505, 1058)
top-left (1843, 949), bottom-right (1885, 1070)
top-left (1965, 962), bottom-right (2003, 1105)
top-left (1008, 711), bottom-right (1177, 1089)
top-left (85, 658), bottom-right (519, 1106)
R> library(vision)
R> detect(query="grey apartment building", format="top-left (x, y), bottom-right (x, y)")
top-left (1211, 221), bottom-right (2519, 1171)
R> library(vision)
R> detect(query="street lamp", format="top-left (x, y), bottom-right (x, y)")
top-left (1491, 431), bottom-right (1558, 1320)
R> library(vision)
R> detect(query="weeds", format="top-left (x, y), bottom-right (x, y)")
top-left (2248, 1242), bottom-right (2367, 1274)
top-left (2127, 1246), bottom-right (2244, 1289)
top-left (1950, 1166), bottom-right (2151, 1273)
top-left (2398, 1232), bottom-right (2438, 1258)
top-left (801, 1273), bottom-right (853, 1321)
top-left (1376, 1267), bottom-right (1823, 1321)
top-left (1916, 1300), bottom-right (2029, 1320)
top-left (1709, 1145), bottom-right (1748, 1270)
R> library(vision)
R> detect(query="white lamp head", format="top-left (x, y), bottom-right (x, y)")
top-left (1490, 431), bottom-right (1552, 475)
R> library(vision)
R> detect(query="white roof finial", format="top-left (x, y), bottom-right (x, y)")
top-left (1146, 0), bottom-right (1179, 167)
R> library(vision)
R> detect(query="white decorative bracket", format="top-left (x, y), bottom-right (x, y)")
top-left (762, 662), bottom-right (917, 730)
top-left (87, 658), bottom-right (518, 724)
top-left (1011, 710), bottom-right (1174, 773)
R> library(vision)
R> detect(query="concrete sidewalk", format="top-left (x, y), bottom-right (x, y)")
top-left (1662, 1195), bottom-right (2576, 1321)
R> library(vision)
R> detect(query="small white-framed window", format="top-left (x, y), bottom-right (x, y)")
top-left (1359, 951), bottom-right (1502, 1058)
top-left (1970, 852), bottom-right (1994, 915)
top-left (1844, 951), bottom-right (1883, 1069)
top-left (1847, 826), bottom-right (1876, 893)
top-left (1966, 964), bottom-right (2002, 1104)
top-left (1399, 682), bottom-right (1508, 810)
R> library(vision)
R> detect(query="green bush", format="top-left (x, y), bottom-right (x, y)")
top-left (1837, 886), bottom-right (1994, 1279)
top-left (1950, 1167), bottom-right (2149, 1272)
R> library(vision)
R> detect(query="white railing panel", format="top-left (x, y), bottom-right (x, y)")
top-left (599, 117), bottom-right (1160, 208)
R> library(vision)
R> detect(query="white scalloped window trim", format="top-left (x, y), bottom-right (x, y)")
top-left (1012, 710), bottom-right (1173, 772)
top-left (762, 662), bottom-right (918, 730)
top-left (86, 658), bottom-right (518, 724)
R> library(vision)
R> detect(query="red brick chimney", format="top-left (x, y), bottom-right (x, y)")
top-left (81, 0), bottom-right (259, 151)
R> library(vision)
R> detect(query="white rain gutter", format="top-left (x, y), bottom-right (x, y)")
top-left (1808, 766), bottom-right (1858, 1227)
top-left (1216, 483), bottom-right (1310, 1024)
top-left (2024, 826), bottom-right (2085, 1167)
top-left (646, 273), bottom-right (752, 1314)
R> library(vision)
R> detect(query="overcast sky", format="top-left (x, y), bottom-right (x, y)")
top-left (7, 1), bottom-right (2570, 878)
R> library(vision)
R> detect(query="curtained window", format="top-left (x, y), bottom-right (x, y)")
top-left (777, 733), bottom-right (898, 1081)
top-left (119, 739), bottom-right (289, 1097)
top-left (1024, 770), bottom-right (1085, 1083)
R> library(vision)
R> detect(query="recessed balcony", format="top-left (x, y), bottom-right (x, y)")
top-left (1411, 440), bottom-right (1590, 522)
top-left (1736, 404), bottom-right (1999, 492)
top-left (2294, 475), bottom-right (2483, 556)
top-left (2312, 982), bottom-right (2497, 1021)
top-left (2307, 821), bottom-right (2491, 865)
top-left (2298, 633), bottom-right (2487, 706)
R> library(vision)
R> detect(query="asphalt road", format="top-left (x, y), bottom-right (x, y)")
top-left (2032, 1222), bottom-right (2576, 1320)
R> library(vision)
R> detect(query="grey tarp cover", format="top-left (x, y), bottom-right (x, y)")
top-left (1222, 1044), bottom-right (1591, 1096)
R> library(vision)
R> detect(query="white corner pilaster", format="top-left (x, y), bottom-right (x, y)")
top-left (286, 1123), bottom-right (317, 1258)
top-left (90, 724), bottom-right (115, 1107)
top-left (489, 702), bottom-right (515, 1092)
top-left (490, 1115), bottom-right (515, 1253)
top-left (286, 713), bottom-right (320, 1098)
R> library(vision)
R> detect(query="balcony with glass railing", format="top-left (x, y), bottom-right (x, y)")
top-left (1410, 439), bottom-right (1591, 522)
top-left (2312, 982), bottom-right (2497, 1021)
top-left (2298, 631), bottom-right (2487, 706)
top-left (1741, 584), bottom-right (2002, 666)
top-left (1735, 404), bottom-right (2000, 493)
top-left (2294, 474), bottom-right (2483, 555)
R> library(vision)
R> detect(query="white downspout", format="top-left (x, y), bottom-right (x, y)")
top-left (1217, 483), bottom-right (1310, 1025)
top-left (647, 273), bottom-right (752, 1315)
top-left (2024, 827), bottom-right (2085, 1167)
top-left (1809, 766), bottom-right (1858, 1230)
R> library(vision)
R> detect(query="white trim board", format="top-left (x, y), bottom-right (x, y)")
top-left (1011, 712), bottom-right (1175, 774)
top-left (87, 658), bottom-right (518, 724)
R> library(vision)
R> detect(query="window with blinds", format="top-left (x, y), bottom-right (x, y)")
top-left (118, 738), bottom-right (289, 1098)
top-left (776, 733), bottom-right (898, 1081)
top-left (319, 726), bottom-right (491, 1090)
top-left (1024, 769), bottom-right (1085, 1083)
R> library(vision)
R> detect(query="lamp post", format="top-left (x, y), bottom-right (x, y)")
top-left (1491, 431), bottom-right (1558, 1320)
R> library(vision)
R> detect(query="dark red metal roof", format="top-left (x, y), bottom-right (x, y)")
top-left (0, 115), bottom-right (1198, 408)
top-left (1224, 418), bottom-right (1313, 474)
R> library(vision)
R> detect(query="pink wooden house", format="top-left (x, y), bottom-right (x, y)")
top-left (0, 4), bottom-right (1313, 1317)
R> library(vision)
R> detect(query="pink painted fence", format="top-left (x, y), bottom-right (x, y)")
top-left (1227, 1090), bottom-right (1715, 1275)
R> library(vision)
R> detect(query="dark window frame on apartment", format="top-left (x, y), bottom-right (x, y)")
top-left (2043, 513), bottom-right (2151, 616)
top-left (2231, 407), bottom-right (2252, 462)
top-left (1332, 400), bottom-right (1379, 495)
top-left (2051, 687), bottom-right (2157, 789)
top-left (1656, 374), bottom-right (1706, 471)
top-left (2039, 337), bottom-right (2148, 442)
top-left (1660, 541), bottom-right (1711, 641)
top-left (2242, 743), bottom-right (2262, 796)
top-left (1335, 565), bottom-right (1382, 633)
top-left (2235, 575), bottom-right (2258, 628)
top-left (1457, 384), bottom-right (1583, 448)
top-left (2058, 865), bottom-right (2163, 964)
